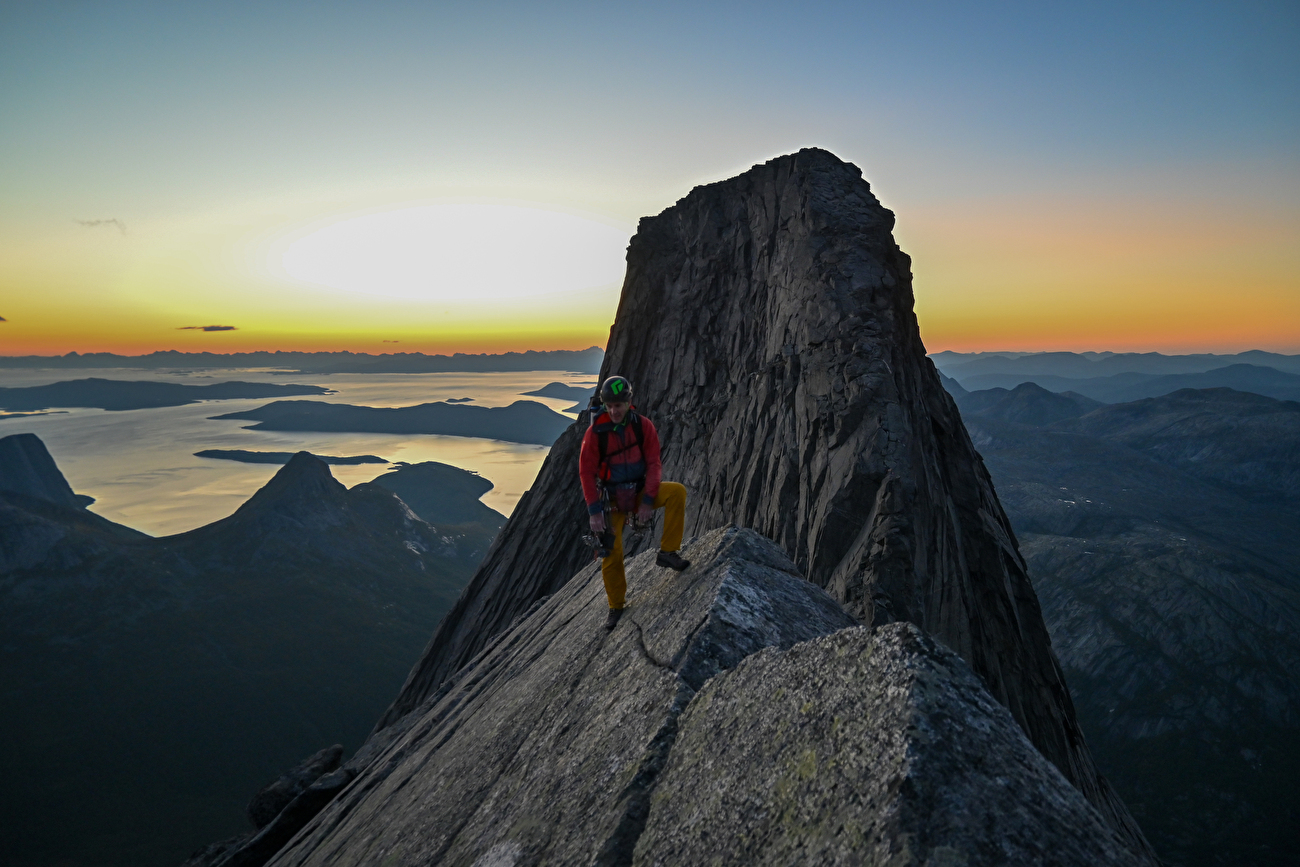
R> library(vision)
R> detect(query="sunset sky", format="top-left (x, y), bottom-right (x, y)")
top-left (2, 1), bottom-right (1296, 356)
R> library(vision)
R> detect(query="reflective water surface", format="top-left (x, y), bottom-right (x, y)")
top-left (0, 368), bottom-right (595, 536)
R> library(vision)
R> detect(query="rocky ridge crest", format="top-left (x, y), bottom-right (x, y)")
top-left (269, 529), bottom-right (1144, 867)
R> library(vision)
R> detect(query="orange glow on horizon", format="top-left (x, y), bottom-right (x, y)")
top-left (3, 186), bottom-right (1296, 360)
top-left (0, 329), bottom-right (612, 359)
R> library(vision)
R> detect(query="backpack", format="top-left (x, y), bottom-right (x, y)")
top-left (587, 399), bottom-right (647, 513)
top-left (593, 411), bottom-right (645, 481)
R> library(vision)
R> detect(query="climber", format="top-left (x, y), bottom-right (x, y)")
top-left (579, 375), bottom-right (690, 631)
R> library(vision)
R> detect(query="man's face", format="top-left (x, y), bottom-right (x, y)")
top-left (606, 400), bottom-right (630, 423)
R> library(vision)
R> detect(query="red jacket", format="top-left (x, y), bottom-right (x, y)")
top-left (578, 411), bottom-right (662, 514)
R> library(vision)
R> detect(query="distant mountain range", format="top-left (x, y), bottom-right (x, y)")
top-left (932, 349), bottom-right (1300, 378)
top-left (0, 347), bottom-right (605, 374)
top-left (0, 435), bottom-right (503, 867)
top-left (519, 381), bottom-right (595, 401)
top-left (0, 379), bottom-right (333, 412)
top-left (947, 383), bottom-right (1300, 866)
top-left (213, 399), bottom-right (573, 446)
top-left (932, 351), bottom-right (1300, 404)
top-left (955, 364), bottom-right (1300, 403)
top-left (194, 450), bottom-right (390, 466)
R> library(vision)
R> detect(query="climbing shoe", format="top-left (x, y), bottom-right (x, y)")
top-left (604, 608), bottom-right (624, 631)
top-left (656, 550), bottom-right (691, 571)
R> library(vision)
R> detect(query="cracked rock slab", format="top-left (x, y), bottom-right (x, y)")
top-left (267, 527), bottom-right (855, 867)
top-left (634, 623), bottom-right (1147, 867)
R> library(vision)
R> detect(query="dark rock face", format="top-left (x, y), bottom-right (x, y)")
top-left (246, 745), bottom-right (343, 830)
top-left (637, 623), bottom-right (1146, 867)
top-left (0, 447), bottom-right (491, 867)
top-left (377, 148), bottom-right (1150, 856)
top-left (0, 432), bottom-right (85, 509)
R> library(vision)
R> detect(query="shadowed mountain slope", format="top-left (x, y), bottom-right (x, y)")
top-left (376, 148), bottom-right (1152, 856)
top-left (0, 444), bottom-right (497, 867)
top-left (955, 381), bottom-right (1104, 426)
top-left (1053, 387), bottom-right (1300, 505)
top-left (961, 389), bottom-right (1300, 866)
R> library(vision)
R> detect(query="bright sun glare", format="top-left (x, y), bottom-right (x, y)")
top-left (278, 203), bottom-right (631, 301)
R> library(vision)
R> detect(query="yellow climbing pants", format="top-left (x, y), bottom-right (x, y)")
top-left (602, 481), bottom-right (686, 610)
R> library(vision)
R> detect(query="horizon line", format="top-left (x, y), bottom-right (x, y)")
top-left (1, 347), bottom-right (1298, 361)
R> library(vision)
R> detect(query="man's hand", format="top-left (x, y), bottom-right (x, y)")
top-left (589, 513), bottom-right (606, 533)
top-left (636, 503), bottom-right (653, 524)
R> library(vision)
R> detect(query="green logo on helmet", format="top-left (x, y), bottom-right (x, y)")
top-left (601, 376), bottom-right (632, 405)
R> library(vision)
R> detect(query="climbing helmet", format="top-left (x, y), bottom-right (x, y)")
top-left (601, 375), bottom-right (633, 404)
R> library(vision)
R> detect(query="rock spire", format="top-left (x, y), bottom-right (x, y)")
top-left (376, 148), bottom-right (1152, 854)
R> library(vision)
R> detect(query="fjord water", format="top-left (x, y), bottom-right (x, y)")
top-left (0, 368), bottom-right (590, 535)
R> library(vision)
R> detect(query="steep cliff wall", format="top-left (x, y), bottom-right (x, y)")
top-left (378, 148), bottom-right (1149, 852)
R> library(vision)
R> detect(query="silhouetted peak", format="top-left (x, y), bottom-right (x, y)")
top-left (1008, 381), bottom-right (1054, 397)
top-left (234, 452), bottom-right (347, 518)
top-left (959, 382), bottom-right (1103, 427)
top-left (0, 432), bottom-right (83, 510)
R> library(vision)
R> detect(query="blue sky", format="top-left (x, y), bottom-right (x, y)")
top-left (2, 0), bottom-right (1296, 353)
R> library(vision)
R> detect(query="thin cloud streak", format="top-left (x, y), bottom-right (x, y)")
top-left (177, 325), bottom-right (237, 332)
top-left (75, 218), bottom-right (127, 235)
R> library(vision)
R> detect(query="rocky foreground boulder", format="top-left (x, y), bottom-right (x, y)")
top-left (266, 528), bottom-right (1144, 867)
top-left (639, 623), bottom-right (1144, 866)
top-left (376, 148), bottom-right (1152, 857)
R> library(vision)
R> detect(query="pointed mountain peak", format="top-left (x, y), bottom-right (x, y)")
top-left (0, 432), bottom-right (83, 510)
top-left (234, 452), bottom-right (348, 518)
